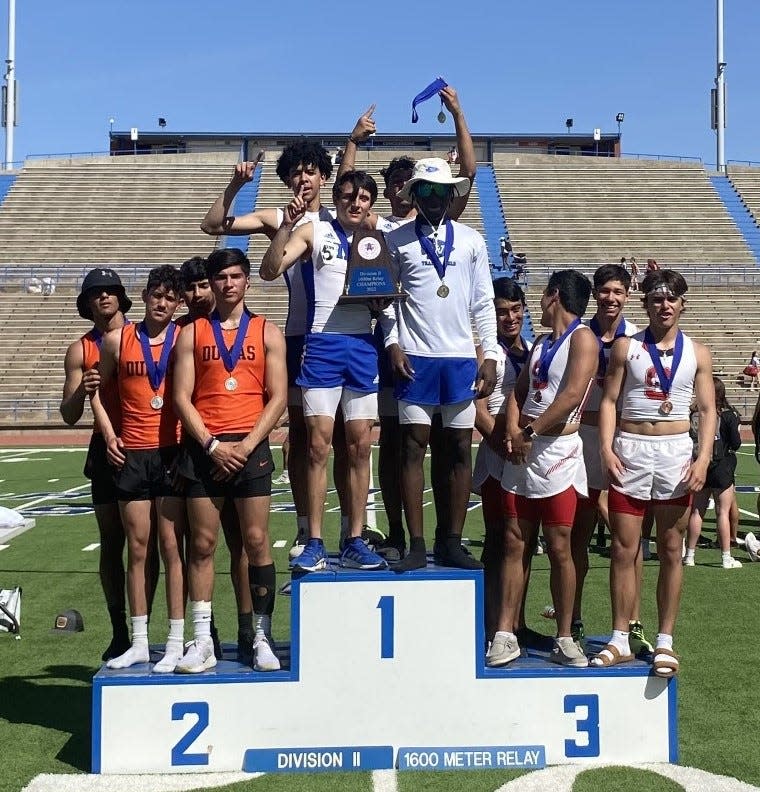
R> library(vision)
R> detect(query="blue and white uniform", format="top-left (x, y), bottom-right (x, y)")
top-left (382, 218), bottom-right (497, 427)
top-left (276, 205), bottom-right (335, 406)
top-left (296, 219), bottom-right (378, 420)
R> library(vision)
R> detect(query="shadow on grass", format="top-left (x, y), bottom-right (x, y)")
top-left (0, 663), bottom-right (91, 771)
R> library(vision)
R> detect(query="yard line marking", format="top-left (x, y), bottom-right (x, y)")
top-left (367, 446), bottom-right (377, 530)
top-left (0, 544), bottom-right (8, 551)
top-left (17, 483), bottom-right (89, 511)
top-left (739, 508), bottom-right (759, 519)
top-left (21, 771), bottom-right (258, 792)
top-left (0, 457), bottom-right (52, 463)
top-left (372, 769), bottom-right (399, 792)
top-left (0, 447), bottom-right (86, 454)
top-left (48, 479), bottom-right (60, 483)
top-left (82, 543), bottom-right (100, 552)
top-left (272, 540), bottom-right (286, 549)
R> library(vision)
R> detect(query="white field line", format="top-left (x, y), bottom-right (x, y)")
top-left (16, 483), bottom-right (89, 511)
top-left (82, 543), bottom-right (100, 552)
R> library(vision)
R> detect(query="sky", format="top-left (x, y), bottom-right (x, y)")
top-left (1, 0), bottom-right (758, 168)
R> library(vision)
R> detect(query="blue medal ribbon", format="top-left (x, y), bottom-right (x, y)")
top-left (415, 218), bottom-right (453, 283)
top-left (501, 341), bottom-right (528, 377)
top-left (535, 318), bottom-right (581, 385)
top-left (210, 309), bottom-right (251, 374)
top-left (330, 219), bottom-right (350, 260)
top-left (137, 321), bottom-right (175, 393)
top-left (589, 317), bottom-right (627, 377)
top-left (411, 77), bottom-right (448, 123)
top-left (643, 328), bottom-right (683, 400)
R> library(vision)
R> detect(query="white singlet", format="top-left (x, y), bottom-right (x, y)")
top-left (620, 331), bottom-right (697, 422)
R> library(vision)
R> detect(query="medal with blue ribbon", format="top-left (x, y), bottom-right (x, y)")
top-left (643, 328), bottom-right (683, 415)
top-left (501, 340), bottom-right (528, 377)
top-left (211, 308), bottom-right (251, 392)
top-left (411, 77), bottom-right (448, 123)
top-left (589, 316), bottom-right (627, 378)
top-left (138, 321), bottom-right (175, 409)
top-left (532, 318), bottom-right (581, 403)
top-left (415, 217), bottom-right (453, 297)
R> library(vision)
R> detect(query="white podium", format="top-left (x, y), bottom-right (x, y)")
top-left (92, 565), bottom-right (677, 774)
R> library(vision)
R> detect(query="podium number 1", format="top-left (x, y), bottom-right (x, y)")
top-left (377, 596), bottom-right (394, 658)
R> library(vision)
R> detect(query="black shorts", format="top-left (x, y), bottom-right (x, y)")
top-left (705, 455), bottom-right (737, 493)
top-left (113, 446), bottom-right (180, 502)
top-left (177, 434), bottom-right (273, 499)
top-left (83, 433), bottom-right (118, 506)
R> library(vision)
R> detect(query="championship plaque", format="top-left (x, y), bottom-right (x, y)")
top-left (337, 229), bottom-right (408, 304)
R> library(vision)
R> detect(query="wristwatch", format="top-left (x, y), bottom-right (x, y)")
top-left (522, 425), bottom-right (535, 440)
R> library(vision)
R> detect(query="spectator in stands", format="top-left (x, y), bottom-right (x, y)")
top-left (90, 266), bottom-right (185, 672)
top-left (595, 269), bottom-right (715, 677)
top-left (382, 158), bottom-right (497, 573)
top-left (498, 237), bottom-right (513, 274)
top-left (646, 258), bottom-right (660, 274)
top-left (628, 256), bottom-right (639, 291)
top-left (200, 141), bottom-right (355, 562)
top-left (684, 377), bottom-right (742, 569)
top-left (446, 146), bottom-right (458, 165)
top-left (744, 351), bottom-right (760, 391)
top-left (495, 270), bottom-right (597, 668)
top-left (60, 267), bottom-right (147, 662)
top-left (176, 256), bottom-right (255, 663)
top-left (260, 171), bottom-right (387, 573)
top-left (173, 248), bottom-right (287, 673)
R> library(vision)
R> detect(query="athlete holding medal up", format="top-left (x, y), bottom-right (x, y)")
top-left (595, 269), bottom-right (715, 677)
top-left (90, 265), bottom-right (185, 671)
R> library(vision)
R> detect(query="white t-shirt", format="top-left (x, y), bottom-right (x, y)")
top-left (381, 219), bottom-right (497, 360)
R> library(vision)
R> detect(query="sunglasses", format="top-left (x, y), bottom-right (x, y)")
top-left (413, 182), bottom-right (450, 199)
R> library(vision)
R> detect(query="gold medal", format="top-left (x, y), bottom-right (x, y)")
top-left (437, 283), bottom-right (450, 298)
top-left (224, 377), bottom-right (238, 392)
top-left (532, 390), bottom-right (543, 403)
top-left (659, 399), bottom-right (673, 416)
top-left (150, 395), bottom-right (164, 410)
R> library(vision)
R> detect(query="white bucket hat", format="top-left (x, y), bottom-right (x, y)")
top-left (397, 157), bottom-right (471, 202)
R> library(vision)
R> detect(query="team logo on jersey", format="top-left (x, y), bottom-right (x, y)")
top-left (358, 238), bottom-right (381, 261)
top-left (644, 365), bottom-right (668, 401)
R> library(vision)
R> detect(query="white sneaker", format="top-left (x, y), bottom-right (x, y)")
top-left (722, 557), bottom-right (743, 569)
top-left (486, 632), bottom-right (520, 667)
top-left (273, 471), bottom-right (290, 486)
top-left (682, 554), bottom-right (695, 567)
top-left (175, 639), bottom-right (216, 674)
top-left (745, 532), bottom-right (760, 562)
top-left (551, 636), bottom-right (589, 668)
top-left (153, 642), bottom-right (184, 674)
top-left (252, 635), bottom-right (280, 671)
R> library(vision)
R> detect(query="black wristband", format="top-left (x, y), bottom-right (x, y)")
top-left (522, 425), bottom-right (535, 440)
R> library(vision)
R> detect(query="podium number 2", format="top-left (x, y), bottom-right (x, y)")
top-left (564, 694), bottom-right (600, 757)
top-left (377, 596), bottom-right (394, 658)
top-left (171, 702), bottom-right (210, 766)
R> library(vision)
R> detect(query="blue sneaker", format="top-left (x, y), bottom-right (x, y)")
top-left (340, 537), bottom-right (388, 570)
top-left (291, 539), bottom-right (328, 572)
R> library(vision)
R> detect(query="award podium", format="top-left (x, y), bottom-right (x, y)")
top-left (92, 563), bottom-right (677, 775)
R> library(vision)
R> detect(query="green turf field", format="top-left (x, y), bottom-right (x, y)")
top-left (1, 445), bottom-right (759, 792)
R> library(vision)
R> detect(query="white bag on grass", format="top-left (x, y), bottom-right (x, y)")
top-left (0, 586), bottom-right (21, 636)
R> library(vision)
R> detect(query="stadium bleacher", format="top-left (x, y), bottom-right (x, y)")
top-left (0, 148), bottom-right (759, 425)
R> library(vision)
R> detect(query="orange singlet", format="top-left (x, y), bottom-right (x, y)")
top-left (192, 312), bottom-right (267, 436)
top-left (117, 323), bottom-right (180, 450)
top-left (82, 329), bottom-right (122, 435)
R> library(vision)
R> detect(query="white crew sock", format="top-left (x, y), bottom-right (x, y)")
top-left (106, 614), bottom-right (149, 669)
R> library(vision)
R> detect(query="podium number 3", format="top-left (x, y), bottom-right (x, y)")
top-left (171, 702), bottom-right (210, 766)
top-left (377, 596), bottom-right (394, 659)
top-left (564, 694), bottom-right (600, 757)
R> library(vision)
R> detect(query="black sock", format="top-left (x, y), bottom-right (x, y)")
top-left (392, 537), bottom-right (427, 573)
top-left (238, 611), bottom-right (253, 633)
top-left (249, 564), bottom-right (276, 617)
top-left (387, 521), bottom-right (406, 548)
top-left (108, 607), bottom-right (128, 635)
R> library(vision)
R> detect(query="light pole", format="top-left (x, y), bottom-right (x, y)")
top-left (715, 0), bottom-right (726, 173)
top-left (3, 0), bottom-right (16, 171)
top-left (109, 117), bottom-right (114, 135)
top-left (615, 112), bottom-right (625, 137)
